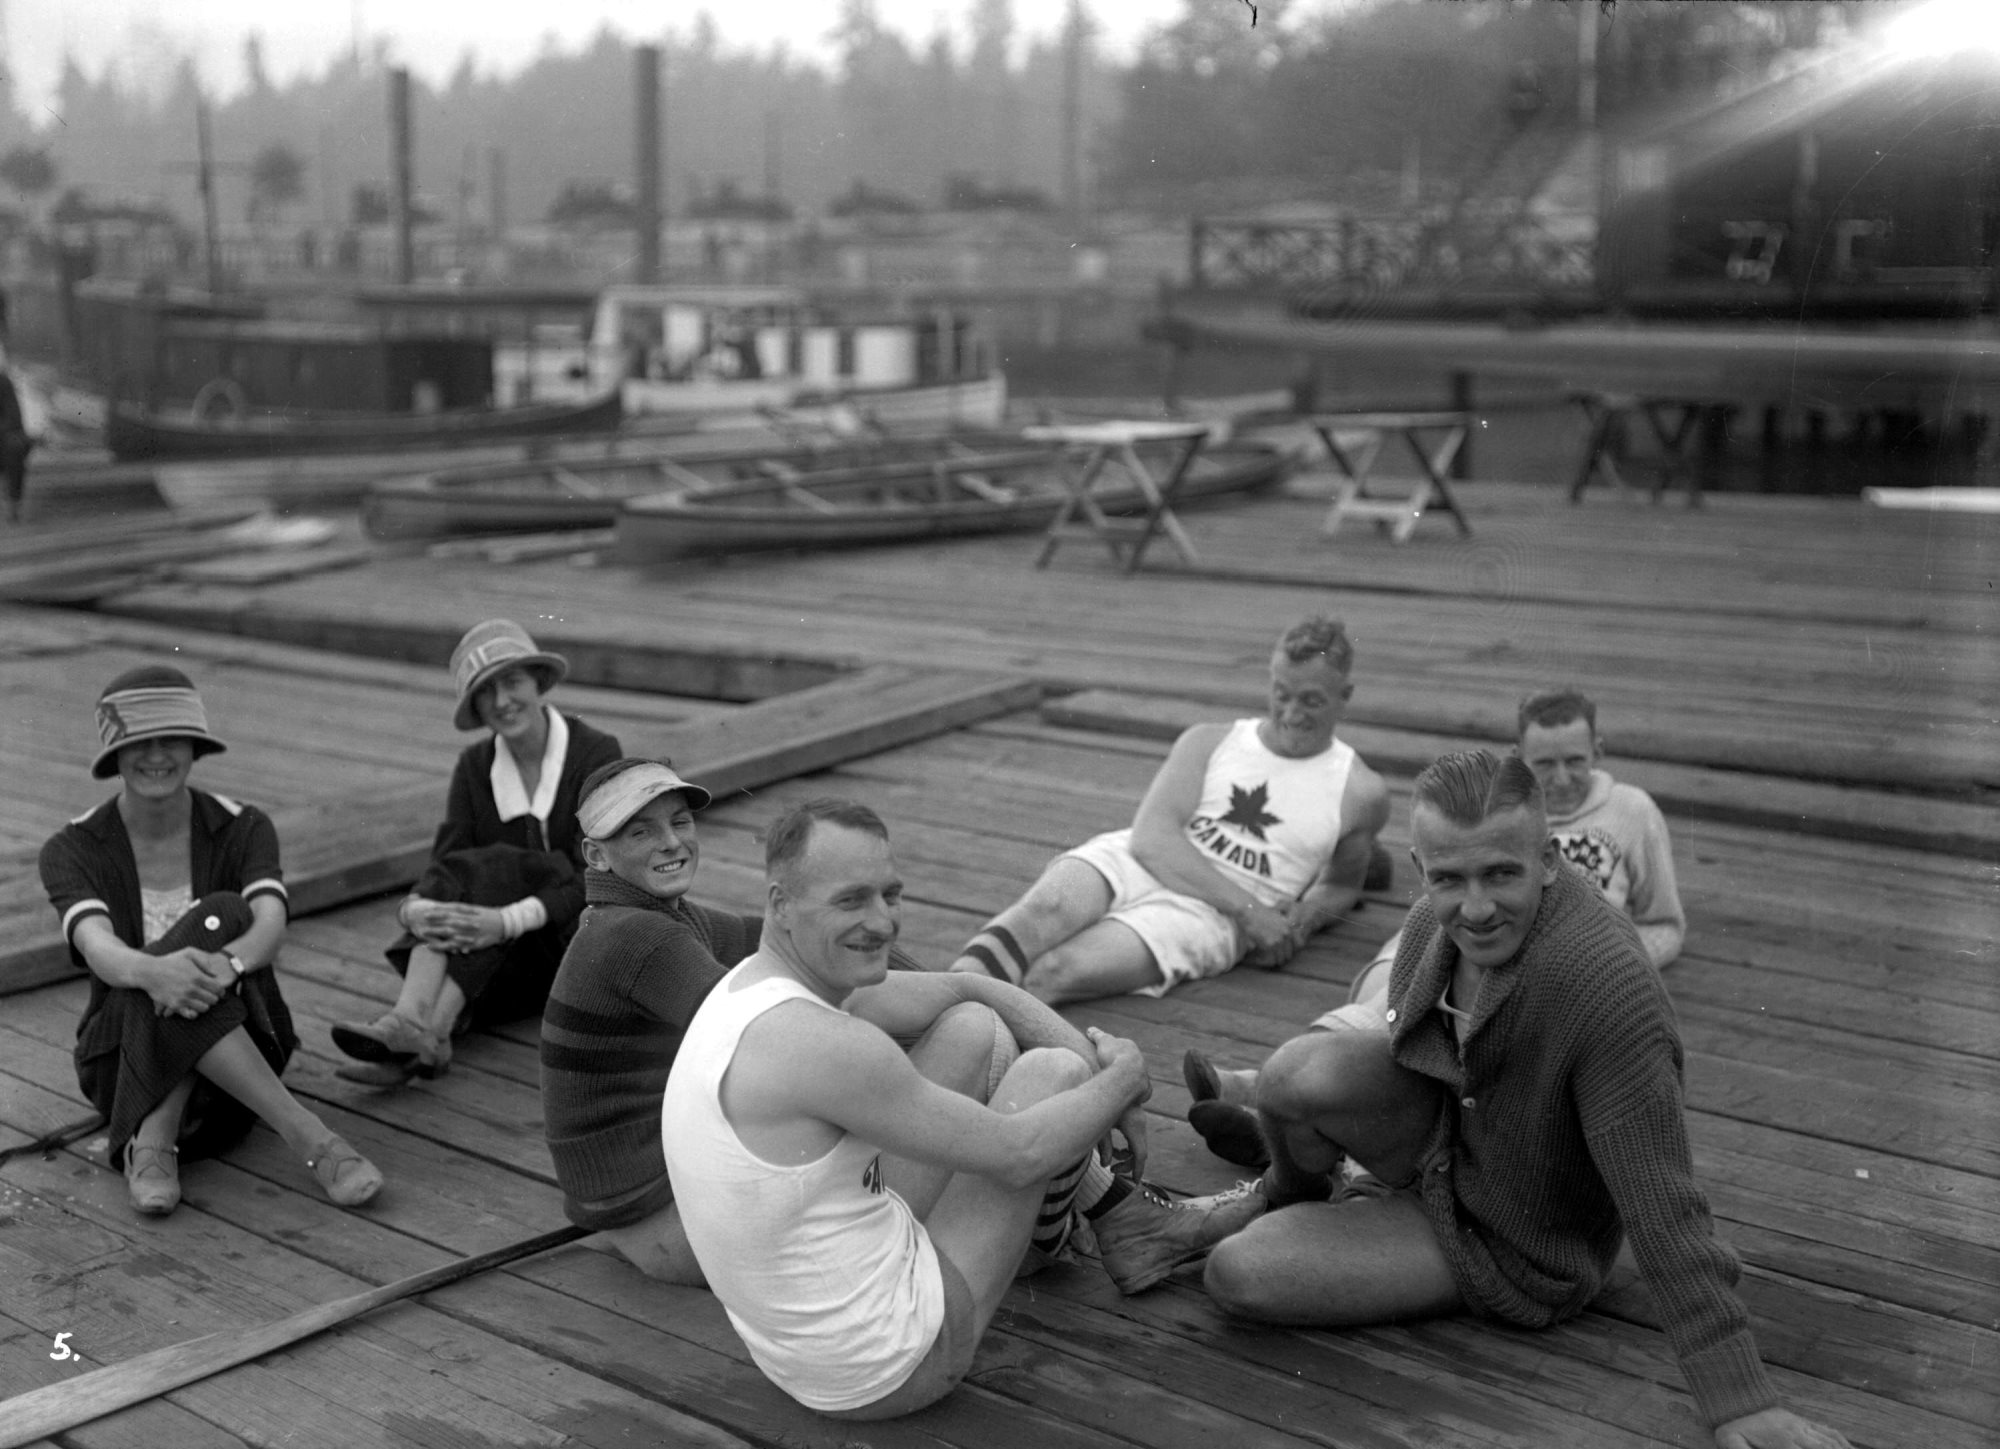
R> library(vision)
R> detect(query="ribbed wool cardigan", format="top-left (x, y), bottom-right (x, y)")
top-left (1386, 862), bottom-right (1778, 1429)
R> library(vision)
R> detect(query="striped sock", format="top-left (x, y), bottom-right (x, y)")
top-left (1032, 1156), bottom-right (1092, 1256)
top-left (959, 924), bottom-right (1031, 985)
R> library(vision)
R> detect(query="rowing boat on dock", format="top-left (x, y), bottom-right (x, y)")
top-left (614, 439), bottom-right (1290, 560)
top-left (362, 429), bottom-right (1025, 540)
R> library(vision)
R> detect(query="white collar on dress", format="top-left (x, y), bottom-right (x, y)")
top-left (490, 707), bottom-right (568, 823)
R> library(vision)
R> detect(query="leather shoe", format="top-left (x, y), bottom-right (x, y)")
top-left (331, 1013), bottom-right (448, 1078)
top-left (306, 1135), bottom-right (384, 1207)
top-left (125, 1143), bottom-right (181, 1216)
top-left (1092, 1177), bottom-right (1267, 1294)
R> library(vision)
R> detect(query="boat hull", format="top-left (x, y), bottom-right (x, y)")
top-left (363, 430), bottom-right (1021, 541)
top-left (108, 390), bottom-right (625, 464)
top-left (614, 441), bottom-right (1289, 562)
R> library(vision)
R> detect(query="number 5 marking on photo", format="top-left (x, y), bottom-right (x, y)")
top-left (49, 1333), bottom-right (74, 1362)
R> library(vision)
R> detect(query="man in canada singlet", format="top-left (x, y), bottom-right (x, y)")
top-left (949, 614), bottom-right (1390, 1005)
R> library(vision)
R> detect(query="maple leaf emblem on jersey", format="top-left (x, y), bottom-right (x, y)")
top-left (1222, 782), bottom-right (1281, 840)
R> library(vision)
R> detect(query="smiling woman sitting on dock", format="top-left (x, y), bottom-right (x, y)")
top-left (330, 619), bottom-right (621, 1086)
top-left (38, 666), bottom-right (384, 1216)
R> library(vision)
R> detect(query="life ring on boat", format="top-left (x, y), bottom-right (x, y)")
top-left (191, 377), bottom-right (248, 422)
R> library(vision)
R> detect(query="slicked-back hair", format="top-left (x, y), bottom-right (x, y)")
top-left (1517, 686), bottom-right (1597, 739)
top-left (763, 798), bottom-right (891, 882)
top-left (1275, 614), bottom-right (1354, 676)
top-left (1412, 749), bottom-right (1545, 830)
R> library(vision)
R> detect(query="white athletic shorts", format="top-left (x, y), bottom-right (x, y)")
top-left (1062, 829), bottom-right (1243, 997)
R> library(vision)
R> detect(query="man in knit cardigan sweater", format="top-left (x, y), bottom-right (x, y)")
top-left (1202, 751), bottom-right (1850, 1449)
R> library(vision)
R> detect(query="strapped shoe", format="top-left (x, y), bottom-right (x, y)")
top-left (1187, 1099), bottom-right (1272, 1171)
top-left (125, 1143), bottom-right (181, 1216)
top-left (1092, 1177), bottom-right (1268, 1295)
top-left (306, 1135), bottom-right (384, 1208)
top-left (331, 1012), bottom-right (441, 1067)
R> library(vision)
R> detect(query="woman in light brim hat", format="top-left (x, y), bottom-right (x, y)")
top-left (331, 619), bottom-right (621, 1085)
top-left (39, 664), bottom-right (384, 1216)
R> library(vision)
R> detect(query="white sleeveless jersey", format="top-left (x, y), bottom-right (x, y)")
top-left (1181, 719), bottom-right (1356, 907)
top-left (661, 958), bottom-right (943, 1412)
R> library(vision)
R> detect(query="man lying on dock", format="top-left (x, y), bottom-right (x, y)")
top-left (661, 798), bottom-right (1264, 1419)
top-left (948, 613), bottom-right (1390, 1005)
top-left (1198, 750), bottom-right (1850, 1449)
top-left (1185, 683), bottom-right (1686, 1166)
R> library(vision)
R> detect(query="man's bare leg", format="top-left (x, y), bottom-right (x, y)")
top-left (1188, 936), bottom-right (1399, 1110)
top-left (1203, 1025), bottom-right (1456, 1324)
top-left (922, 1048), bottom-right (1095, 1325)
top-left (1203, 1193), bottom-right (1461, 1326)
top-left (949, 858), bottom-right (1114, 987)
top-left (1019, 919), bottom-right (1163, 1006)
top-left (826, 1046), bottom-right (1096, 1421)
top-left (878, 1001), bottom-right (1019, 1215)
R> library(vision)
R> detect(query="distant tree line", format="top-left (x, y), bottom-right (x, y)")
top-left (0, 0), bottom-right (1867, 234)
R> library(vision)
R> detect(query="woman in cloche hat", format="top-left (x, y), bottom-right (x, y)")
top-left (38, 665), bottom-right (384, 1216)
top-left (330, 619), bottom-right (621, 1086)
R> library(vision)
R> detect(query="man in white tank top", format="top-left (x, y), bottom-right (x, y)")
top-left (949, 615), bottom-right (1390, 1005)
top-left (663, 799), bottom-right (1265, 1418)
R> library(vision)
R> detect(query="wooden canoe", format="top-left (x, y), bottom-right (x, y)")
top-left (613, 440), bottom-right (1290, 560)
top-left (106, 388), bottom-right (625, 463)
top-left (363, 430), bottom-right (1025, 541)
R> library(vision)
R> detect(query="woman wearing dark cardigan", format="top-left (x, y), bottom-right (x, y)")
top-left (331, 619), bottom-right (621, 1085)
top-left (39, 666), bottom-right (383, 1216)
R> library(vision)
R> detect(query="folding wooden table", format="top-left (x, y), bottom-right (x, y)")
top-left (1025, 420), bottom-right (1214, 573)
top-left (1568, 391), bottom-right (1708, 507)
top-left (1305, 410), bottom-right (1474, 543)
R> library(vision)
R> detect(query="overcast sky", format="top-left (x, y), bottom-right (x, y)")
top-left (7, 0), bottom-right (1206, 115)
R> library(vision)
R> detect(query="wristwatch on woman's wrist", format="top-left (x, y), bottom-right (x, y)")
top-left (224, 952), bottom-right (248, 980)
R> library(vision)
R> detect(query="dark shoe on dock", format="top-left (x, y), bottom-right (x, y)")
top-left (1187, 1100), bottom-right (1273, 1171)
top-left (332, 1012), bottom-right (439, 1067)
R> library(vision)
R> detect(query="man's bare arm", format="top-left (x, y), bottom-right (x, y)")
top-left (846, 968), bottom-right (1153, 1174)
top-left (738, 1006), bottom-right (1148, 1189)
top-left (1127, 723), bottom-right (1293, 953)
top-left (1290, 764), bottom-right (1392, 936)
top-left (848, 970), bottom-right (1093, 1065)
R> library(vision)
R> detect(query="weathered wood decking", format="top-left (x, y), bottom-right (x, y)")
top-left (1, 474), bottom-right (1994, 1448)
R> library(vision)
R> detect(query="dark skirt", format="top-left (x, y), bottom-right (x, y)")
top-left (385, 842), bottom-right (577, 1028)
top-left (74, 892), bottom-right (298, 1169)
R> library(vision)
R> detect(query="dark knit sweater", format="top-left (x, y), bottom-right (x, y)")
top-left (1386, 863), bottom-right (1778, 1430)
top-left (540, 871), bottom-right (760, 1229)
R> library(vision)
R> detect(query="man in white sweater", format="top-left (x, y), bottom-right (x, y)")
top-left (1517, 686), bottom-right (1684, 970)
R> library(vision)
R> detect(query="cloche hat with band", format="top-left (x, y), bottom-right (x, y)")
top-left (91, 665), bottom-right (229, 779)
top-left (449, 619), bottom-right (570, 731)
